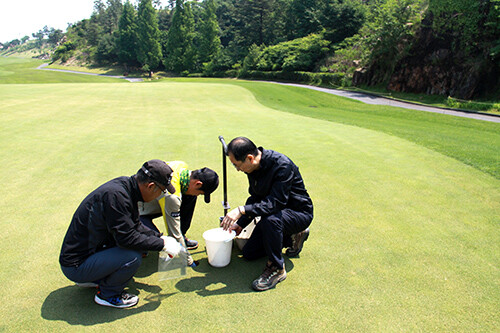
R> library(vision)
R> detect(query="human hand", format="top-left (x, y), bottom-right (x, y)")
top-left (161, 236), bottom-right (182, 257)
top-left (231, 224), bottom-right (243, 236)
top-left (220, 207), bottom-right (242, 231)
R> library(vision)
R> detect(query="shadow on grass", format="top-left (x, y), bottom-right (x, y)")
top-left (175, 249), bottom-right (295, 296)
top-left (41, 255), bottom-right (176, 325)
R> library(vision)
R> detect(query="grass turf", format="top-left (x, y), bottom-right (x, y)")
top-left (0, 60), bottom-right (499, 331)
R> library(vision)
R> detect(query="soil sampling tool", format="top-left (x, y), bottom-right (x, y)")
top-left (218, 135), bottom-right (258, 250)
top-left (219, 135), bottom-right (230, 220)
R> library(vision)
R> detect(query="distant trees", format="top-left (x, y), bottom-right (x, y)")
top-left (137, 0), bottom-right (162, 75)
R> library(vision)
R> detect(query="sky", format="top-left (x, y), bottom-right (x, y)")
top-left (0, 0), bottom-right (96, 43)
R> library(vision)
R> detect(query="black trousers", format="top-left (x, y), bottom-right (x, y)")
top-left (242, 208), bottom-right (313, 268)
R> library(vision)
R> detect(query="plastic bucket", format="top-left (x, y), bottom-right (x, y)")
top-left (203, 228), bottom-right (236, 267)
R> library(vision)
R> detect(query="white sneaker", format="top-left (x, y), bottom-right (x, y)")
top-left (94, 291), bottom-right (139, 308)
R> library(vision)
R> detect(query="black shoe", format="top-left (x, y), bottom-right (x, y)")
top-left (252, 262), bottom-right (287, 291)
top-left (286, 228), bottom-right (309, 257)
top-left (184, 237), bottom-right (199, 250)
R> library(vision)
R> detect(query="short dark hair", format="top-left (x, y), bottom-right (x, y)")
top-left (227, 137), bottom-right (258, 162)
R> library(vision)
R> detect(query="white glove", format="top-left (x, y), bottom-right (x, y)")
top-left (161, 236), bottom-right (182, 257)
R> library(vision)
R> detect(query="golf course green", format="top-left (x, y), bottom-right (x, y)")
top-left (0, 58), bottom-right (499, 331)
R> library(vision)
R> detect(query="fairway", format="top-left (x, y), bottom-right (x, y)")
top-left (0, 81), bottom-right (499, 331)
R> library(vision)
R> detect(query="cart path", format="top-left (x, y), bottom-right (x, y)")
top-left (36, 64), bottom-right (499, 123)
top-left (273, 82), bottom-right (500, 123)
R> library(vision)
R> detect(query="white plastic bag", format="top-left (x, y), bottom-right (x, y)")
top-left (158, 248), bottom-right (188, 281)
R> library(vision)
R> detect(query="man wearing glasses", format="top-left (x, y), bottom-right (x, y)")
top-left (139, 161), bottom-right (219, 267)
top-left (220, 137), bottom-right (313, 291)
top-left (59, 159), bottom-right (183, 308)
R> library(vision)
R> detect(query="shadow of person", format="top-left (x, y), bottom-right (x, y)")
top-left (41, 281), bottom-right (176, 325)
top-left (175, 251), bottom-right (295, 297)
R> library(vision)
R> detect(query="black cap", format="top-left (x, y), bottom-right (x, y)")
top-left (193, 167), bottom-right (219, 203)
top-left (141, 159), bottom-right (175, 194)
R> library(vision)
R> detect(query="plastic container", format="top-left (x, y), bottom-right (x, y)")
top-left (203, 228), bottom-right (236, 267)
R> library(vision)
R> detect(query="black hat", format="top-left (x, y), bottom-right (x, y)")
top-left (141, 159), bottom-right (176, 194)
top-left (193, 167), bottom-right (219, 203)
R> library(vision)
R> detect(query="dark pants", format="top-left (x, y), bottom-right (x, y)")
top-left (242, 208), bottom-right (313, 268)
top-left (61, 247), bottom-right (142, 298)
top-left (140, 195), bottom-right (197, 236)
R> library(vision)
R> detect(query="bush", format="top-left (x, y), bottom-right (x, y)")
top-left (51, 41), bottom-right (76, 63)
top-left (243, 34), bottom-right (331, 72)
top-left (237, 70), bottom-right (345, 87)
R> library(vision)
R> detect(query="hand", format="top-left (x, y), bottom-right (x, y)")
top-left (161, 236), bottom-right (182, 257)
top-left (220, 207), bottom-right (242, 231)
top-left (231, 224), bottom-right (243, 236)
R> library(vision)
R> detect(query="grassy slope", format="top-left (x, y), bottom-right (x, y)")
top-left (0, 57), bottom-right (125, 83)
top-left (168, 78), bottom-right (500, 180)
top-left (0, 81), bottom-right (498, 332)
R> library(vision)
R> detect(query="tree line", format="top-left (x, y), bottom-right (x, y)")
top-left (2, 0), bottom-right (499, 96)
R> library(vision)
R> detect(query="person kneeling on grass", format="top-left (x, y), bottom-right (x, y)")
top-left (138, 161), bottom-right (219, 267)
top-left (59, 160), bottom-right (184, 308)
top-left (220, 137), bottom-right (313, 291)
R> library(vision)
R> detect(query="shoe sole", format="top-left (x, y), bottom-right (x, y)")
top-left (252, 271), bottom-right (287, 291)
top-left (186, 244), bottom-right (199, 250)
top-left (94, 295), bottom-right (138, 308)
top-left (286, 231), bottom-right (309, 257)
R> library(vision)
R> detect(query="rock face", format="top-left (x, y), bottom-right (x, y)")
top-left (354, 16), bottom-right (499, 99)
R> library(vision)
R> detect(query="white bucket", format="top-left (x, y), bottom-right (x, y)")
top-left (203, 228), bottom-right (236, 267)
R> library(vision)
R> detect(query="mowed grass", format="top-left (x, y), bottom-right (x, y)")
top-left (0, 57), bottom-right (125, 83)
top-left (0, 62), bottom-right (499, 331)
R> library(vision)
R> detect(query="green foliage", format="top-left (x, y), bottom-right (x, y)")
top-left (244, 33), bottom-right (330, 72)
top-left (117, 1), bottom-right (139, 66)
top-left (198, 0), bottom-right (222, 64)
top-left (446, 96), bottom-right (500, 112)
top-left (52, 41), bottom-right (77, 63)
top-left (164, 0), bottom-right (196, 72)
top-left (137, 0), bottom-right (163, 71)
top-left (238, 69), bottom-right (345, 87)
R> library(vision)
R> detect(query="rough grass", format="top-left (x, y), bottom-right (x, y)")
top-left (0, 62), bottom-right (499, 332)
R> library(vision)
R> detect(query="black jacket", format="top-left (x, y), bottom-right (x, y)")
top-left (238, 148), bottom-right (313, 228)
top-left (59, 176), bottom-right (164, 267)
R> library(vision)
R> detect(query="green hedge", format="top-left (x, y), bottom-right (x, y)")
top-left (237, 70), bottom-right (345, 87)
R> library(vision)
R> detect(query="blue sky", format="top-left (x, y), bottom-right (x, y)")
top-left (0, 0), bottom-right (96, 43)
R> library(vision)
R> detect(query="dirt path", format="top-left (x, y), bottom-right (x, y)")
top-left (275, 82), bottom-right (500, 123)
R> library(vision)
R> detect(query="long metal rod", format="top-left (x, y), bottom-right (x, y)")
top-left (218, 136), bottom-right (229, 216)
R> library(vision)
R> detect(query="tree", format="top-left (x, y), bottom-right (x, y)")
top-left (117, 0), bottom-right (139, 68)
top-left (198, 0), bottom-right (221, 64)
top-left (137, 0), bottom-right (163, 75)
top-left (47, 28), bottom-right (64, 46)
top-left (164, 0), bottom-right (196, 73)
top-left (284, 0), bottom-right (322, 40)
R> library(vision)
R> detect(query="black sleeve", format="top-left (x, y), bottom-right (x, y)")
top-left (244, 163), bottom-right (293, 218)
top-left (104, 192), bottom-right (164, 251)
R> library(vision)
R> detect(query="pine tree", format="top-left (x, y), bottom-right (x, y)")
top-left (198, 0), bottom-right (221, 64)
top-left (117, 1), bottom-right (139, 69)
top-left (137, 0), bottom-right (162, 76)
top-left (164, 0), bottom-right (196, 73)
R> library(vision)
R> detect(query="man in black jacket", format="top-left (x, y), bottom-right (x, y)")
top-left (60, 159), bottom-right (182, 308)
top-left (221, 137), bottom-right (313, 291)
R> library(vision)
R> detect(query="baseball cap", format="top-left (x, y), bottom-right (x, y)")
top-left (193, 167), bottom-right (219, 203)
top-left (140, 159), bottom-right (176, 194)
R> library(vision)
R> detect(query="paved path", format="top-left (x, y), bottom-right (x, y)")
top-left (275, 82), bottom-right (500, 123)
top-left (37, 63), bottom-right (143, 82)
top-left (36, 64), bottom-right (499, 123)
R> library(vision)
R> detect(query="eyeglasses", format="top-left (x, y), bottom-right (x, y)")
top-left (154, 182), bottom-right (167, 194)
